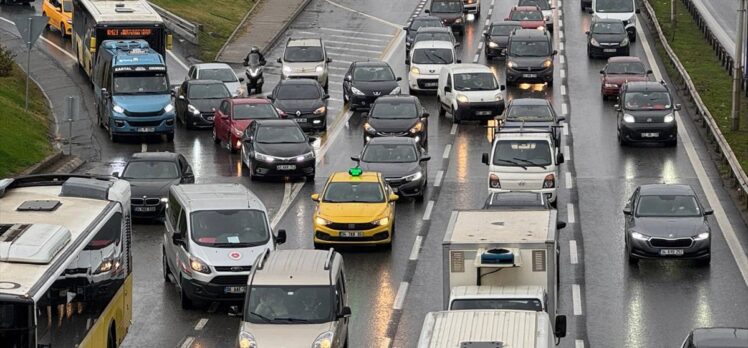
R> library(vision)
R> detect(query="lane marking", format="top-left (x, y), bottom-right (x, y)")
top-left (180, 336), bottom-right (195, 348)
top-left (297, 31), bottom-right (390, 43)
top-left (325, 39), bottom-right (386, 49)
top-left (434, 170), bottom-right (444, 187)
top-left (320, 27), bottom-right (395, 38)
top-left (572, 284), bottom-right (583, 315)
top-left (141, 143), bottom-right (147, 152)
top-left (567, 203), bottom-right (575, 224)
top-left (560, 55), bottom-right (565, 64)
top-left (194, 318), bottom-right (208, 331)
top-left (409, 236), bottom-right (423, 261)
top-left (559, 19), bottom-right (564, 28)
top-left (327, 50), bottom-right (377, 60)
top-left (564, 145), bottom-right (571, 161)
top-left (561, 85), bottom-right (567, 96)
top-left (324, 0), bottom-right (402, 29)
top-left (576, 339), bottom-right (585, 348)
top-left (559, 42), bottom-right (564, 51)
top-left (485, 19), bottom-right (490, 26)
top-left (477, 41), bottom-right (483, 50)
top-left (560, 69), bottom-right (566, 79)
top-left (488, 8), bottom-right (492, 16)
top-left (561, 102), bottom-right (568, 116)
top-left (450, 124), bottom-right (458, 135)
top-left (473, 53), bottom-right (479, 63)
top-left (271, 182), bottom-right (295, 229)
top-left (559, 30), bottom-right (564, 40)
top-left (565, 172), bottom-right (573, 189)
top-left (570, 240), bottom-right (579, 264)
top-left (422, 200), bottom-right (435, 220)
top-left (563, 123), bottom-right (569, 136)
top-left (638, 21), bottom-right (748, 285)
top-left (166, 50), bottom-right (189, 71)
top-left (443, 144), bottom-right (452, 159)
top-left (393, 282), bottom-right (409, 310)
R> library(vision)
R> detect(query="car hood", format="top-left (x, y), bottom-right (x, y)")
top-left (631, 217), bottom-right (707, 238)
top-left (318, 202), bottom-right (388, 221)
top-left (127, 178), bottom-right (179, 198)
top-left (190, 98), bottom-right (224, 113)
top-left (254, 142), bottom-right (313, 158)
top-left (594, 12), bottom-right (635, 23)
top-left (456, 89), bottom-right (501, 102)
top-left (411, 62), bottom-right (450, 75)
top-left (224, 81), bottom-right (243, 96)
top-left (592, 33), bottom-right (627, 44)
top-left (242, 321), bottom-right (334, 348)
top-left (509, 56), bottom-right (550, 68)
top-left (353, 81), bottom-right (399, 95)
top-left (112, 94), bottom-right (171, 113)
top-left (274, 99), bottom-right (324, 114)
top-left (517, 20), bottom-right (546, 29)
top-left (359, 161), bottom-right (421, 179)
top-left (368, 117), bottom-right (418, 133)
top-left (488, 36), bottom-right (510, 47)
top-left (603, 74), bottom-right (648, 85)
top-left (191, 242), bottom-right (272, 267)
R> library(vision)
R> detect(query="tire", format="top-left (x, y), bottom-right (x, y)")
top-left (627, 252), bottom-right (639, 265)
top-left (227, 134), bottom-right (237, 153)
top-left (166, 132), bottom-right (174, 142)
top-left (60, 23), bottom-right (66, 39)
top-left (438, 98), bottom-right (446, 117)
top-left (306, 172), bottom-right (315, 182)
top-left (323, 80), bottom-right (329, 93)
top-left (108, 126), bottom-right (119, 143)
top-left (212, 127), bottom-right (221, 144)
top-left (630, 32), bottom-right (637, 43)
top-left (587, 46), bottom-right (593, 59)
top-left (550, 199), bottom-right (557, 209)
top-left (698, 254), bottom-right (711, 266)
top-left (547, 79), bottom-right (553, 86)
top-left (248, 161), bottom-right (257, 181)
top-left (618, 130), bottom-right (628, 146)
top-left (179, 275), bottom-right (193, 309)
top-left (667, 138), bottom-right (678, 147)
top-left (162, 250), bottom-right (171, 283)
top-left (451, 107), bottom-right (460, 124)
top-left (107, 322), bottom-right (117, 348)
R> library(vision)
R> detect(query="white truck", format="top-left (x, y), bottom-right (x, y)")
top-left (417, 309), bottom-right (567, 348)
top-left (442, 209), bottom-right (566, 323)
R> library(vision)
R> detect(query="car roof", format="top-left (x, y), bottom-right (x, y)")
top-left (509, 98), bottom-right (550, 106)
top-left (638, 184), bottom-right (695, 196)
top-left (366, 136), bottom-right (418, 145)
top-left (592, 18), bottom-right (625, 24)
top-left (287, 37), bottom-right (322, 47)
top-left (691, 328), bottom-right (748, 347)
top-left (186, 79), bottom-right (225, 86)
top-left (129, 151), bottom-right (179, 161)
top-left (374, 95), bottom-right (419, 104)
top-left (353, 60), bottom-right (390, 68)
top-left (412, 40), bottom-right (455, 49)
top-left (450, 285), bottom-right (546, 300)
top-left (608, 56), bottom-right (644, 63)
top-left (252, 249), bottom-right (341, 286)
top-left (624, 81), bottom-right (668, 92)
top-left (254, 119), bottom-right (301, 127)
top-left (193, 63), bottom-right (232, 70)
top-left (229, 97), bottom-right (272, 105)
top-left (172, 183), bottom-right (266, 211)
top-left (491, 21), bottom-right (523, 27)
top-left (448, 63), bottom-right (493, 74)
top-left (277, 79), bottom-right (321, 86)
top-left (416, 26), bottom-right (452, 33)
top-left (513, 5), bottom-right (541, 11)
top-left (329, 171), bottom-right (381, 183)
top-left (411, 15), bottom-right (442, 23)
top-left (510, 28), bottom-right (550, 40)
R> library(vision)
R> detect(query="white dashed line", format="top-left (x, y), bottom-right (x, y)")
top-left (194, 318), bottom-right (208, 331)
top-left (478, 41), bottom-right (483, 50)
top-left (434, 170), bottom-right (444, 187)
top-left (561, 85), bottom-right (567, 96)
top-left (423, 200), bottom-right (435, 220)
top-left (572, 284), bottom-right (583, 315)
top-left (473, 53), bottom-right (479, 63)
top-left (564, 145), bottom-right (571, 161)
top-left (324, 0), bottom-right (402, 29)
top-left (563, 122), bottom-right (569, 136)
top-left (141, 143), bottom-right (147, 152)
top-left (180, 336), bottom-right (195, 348)
top-left (559, 19), bottom-right (564, 28)
top-left (443, 144), bottom-right (452, 159)
top-left (485, 19), bottom-right (490, 26)
top-left (394, 282), bottom-right (409, 310)
top-left (565, 172), bottom-right (573, 189)
top-left (576, 340), bottom-right (585, 348)
top-left (409, 236), bottom-right (423, 261)
top-left (320, 27), bottom-right (394, 37)
top-left (559, 42), bottom-right (564, 51)
top-left (569, 240), bottom-right (579, 264)
top-left (560, 69), bottom-right (566, 79)
top-left (560, 55), bottom-right (565, 64)
top-left (559, 30), bottom-right (564, 40)
top-left (561, 102), bottom-right (568, 116)
top-left (488, 8), bottom-right (492, 16)
top-left (567, 203), bottom-right (575, 224)
top-left (450, 124), bottom-right (458, 135)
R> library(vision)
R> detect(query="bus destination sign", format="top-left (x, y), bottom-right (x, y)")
top-left (106, 28), bottom-right (153, 37)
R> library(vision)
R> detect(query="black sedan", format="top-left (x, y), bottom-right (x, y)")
top-left (175, 79), bottom-right (231, 129)
top-left (484, 21), bottom-right (522, 59)
top-left (343, 61), bottom-right (401, 111)
top-left (241, 119), bottom-right (316, 180)
top-left (269, 79), bottom-right (329, 132)
top-left (403, 16), bottom-right (444, 52)
top-left (501, 98), bottom-right (564, 145)
top-left (363, 95), bottom-right (429, 147)
top-left (586, 18), bottom-right (630, 58)
top-left (352, 137), bottom-right (430, 199)
top-left (624, 184), bottom-right (713, 265)
top-left (118, 152), bottom-right (194, 220)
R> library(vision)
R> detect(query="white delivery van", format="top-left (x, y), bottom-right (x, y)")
top-left (437, 63), bottom-right (506, 124)
top-left (590, 0), bottom-right (639, 41)
top-left (449, 285), bottom-right (547, 311)
top-left (407, 40), bottom-right (459, 93)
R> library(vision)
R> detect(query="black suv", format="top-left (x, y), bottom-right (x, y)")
top-left (425, 0), bottom-right (466, 34)
top-left (363, 95), bottom-right (429, 147)
top-left (484, 21), bottom-right (522, 59)
top-left (505, 29), bottom-right (556, 86)
top-left (403, 16), bottom-right (444, 53)
top-left (616, 81), bottom-right (680, 146)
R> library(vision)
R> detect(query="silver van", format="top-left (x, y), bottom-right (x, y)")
top-left (278, 37), bottom-right (332, 92)
top-left (162, 183), bottom-right (286, 309)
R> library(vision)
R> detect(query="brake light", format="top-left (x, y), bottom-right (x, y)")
top-left (543, 174), bottom-right (555, 188)
top-left (489, 174), bottom-right (501, 188)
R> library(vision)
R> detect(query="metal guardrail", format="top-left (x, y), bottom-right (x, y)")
top-left (640, 0), bottom-right (748, 208)
top-left (680, 0), bottom-right (735, 74)
top-left (148, 1), bottom-right (200, 45)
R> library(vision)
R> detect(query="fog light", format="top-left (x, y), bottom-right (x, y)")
top-left (313, 119), bottom-right (321, 124)
top-left (165, 118), bottom-right (175, 126)
top-left (114, 120), bottom-right (125, 127)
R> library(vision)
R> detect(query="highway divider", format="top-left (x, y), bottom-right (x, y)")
top-left (148, 1), bottom-right (200, 45)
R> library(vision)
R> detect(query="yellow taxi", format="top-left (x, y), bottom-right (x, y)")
top-left (42, 0), bottom-right (73, 38)
top-left (312, 168), bottom-right (398, 248)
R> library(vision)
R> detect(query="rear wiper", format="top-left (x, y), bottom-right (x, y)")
top-left (495, 158), bottom-right (527, 170)
top-left (513, 157), bottom-right (547, 169)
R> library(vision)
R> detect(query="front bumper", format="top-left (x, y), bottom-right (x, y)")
top-left (506, 66), bottom-right (554, 84)
top-left (589, 44), bottom-right (629, 57)
top-left (385, 177), bottom-right (426, 197)
top-left (250, 157), bottom-right (315, 178)
top-left (349, 94), bottom-right (381, 109)
top-left (187, 112), bottom-right (215, 128)
top-left (488, 187), bottom-right (557, 202)
top-left (111, 113), bottom-right (175, 135)
top-left (485, 44), bottom-right (507, 58)
top-left (629, 236), bottom-right (710, 260)
top-left (455, 100), bottom-right (505, 120)
top-left (619, 122), bottom-right (677, 143)
top-left (131, 201), bottom-right (166, 219)
top-left (182, 274), bottom-right (249, 302)
top-left (314, 222), bottom-right (392, 245)
top-left (408, 73), bottom-right (439, 91)
top-left (285, 113), bottom-right (326, 131)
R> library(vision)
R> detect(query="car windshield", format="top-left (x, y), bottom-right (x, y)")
top-left (62, 0), bottom-right (72, 12)
top-left (256, 125), bottom-right (306, 143)
top-left (353, 66), bottom-right (395, 81)
top-left (431, 1), bottom-right (462, 12)
top-left (410, 19), bottom-right (442, 36)
top-left (246, 286), bottom-right (333, 324)
top-left (415, 32), bottom-right (453, 44)
top-left (511, 10), bottom-right (543, 21)
top-left (188, 84), bottom-right (230, 99)
top-left (491, 25), bottom-right (521, 36)
top-left (412, 48), bottom-right (454, 64)
top-left (506, 104), bottom-right (554, 121)
top-left (450, 298), bottom-right (543, 311)
top-left (122, 160), bottom-right (179, 179)
top-left (113, 72), bottom-right (169, 95)
top-left (323, 182), bottom-right (384, 203)
top-left (509, 40), bottom-right (550, 56)
top-left (284, 45), bottom-right (324, 62)
top-left (454, 73), bottom-right (499, 91)
top-left (371, 101), bottom-right (419, 119)
top-left (595, 0), bottom-right (634, 12)
top-left (592, 22), bottom-right (625, 34)
top-left (606, 61), bottom-right (646, 74)
top-left (623, 91), bottom-right (672, 110)
top-left (493, 140), bottom-right (552, 167)
top-left (233, 103), bottom-right (279, 120)
top-left (190, 209), bottom-right (269, 247)
top-left (362, 144), bottom-right (418, 163)
top-left (198, 68), bottom-right (237, 82)
top-left (636, 195), bottom-right (701, 217)
top-left (519, 0), bottom-right (551, 10)
top-left (276, 84), bottom-right (320, 100)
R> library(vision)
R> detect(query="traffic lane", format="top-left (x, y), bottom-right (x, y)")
top-left (696, 0), bottom-right (737, 41)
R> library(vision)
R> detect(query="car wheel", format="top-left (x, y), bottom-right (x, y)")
top-left (698, 254), bottom-right (711, 267)
top-left (306, 171), bottom-right (315, 182)
top-left (108, 126), bottom-right (119, 143)
top-left (212, 127), bottom-right (220, 144)
top-left (438, 98), bottom-right (446, 117)
top-left (162, 250), bottom-right (171, 282)
top-left (60, 23), bottom-right (66, 39)
top-left (451, 107), bottom-right (460, 124)
top-left (179, 275), bottom-right (193, 309)
top-left (630, 32), bottom-right (637, 43)
top-left (617, 130), bottom-right (628, 146)
top-left (166, 132), bottom-right (174, 142)
top-left (587, 45), bottom-right (593, 59)
top-left (627, 251), bottom-right (639, 265)
top-left (227, 134), bottom-right (237, 153)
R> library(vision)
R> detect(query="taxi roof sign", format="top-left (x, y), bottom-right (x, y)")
top-left (348, 167), bottom-right (362, 176)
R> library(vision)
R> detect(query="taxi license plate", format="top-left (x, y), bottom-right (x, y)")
top-left (295, 118), bottom-right (307, 123)
top-left (523, 73), bottom-right (537, 78)
top-left (476, 110), bottom-right (493, 116)
top-left (659, 249), bottom-right (684, 256)
top-left (224, 286), bottom-right (246, 294)
top-left (641, 132), bottom-right (660, 138)
top-left (603, 48), bottom-right (617, 53)
top-left (340, 231), bottom-right (363, 238)
top-left (134, 206), bottom-right (157, 212)
top-left (138, 127), bottom-right (155, 133)
top-left (424, 82), bottom-right (438, 87)
top-left (277, 164), bottom-right (296, 170)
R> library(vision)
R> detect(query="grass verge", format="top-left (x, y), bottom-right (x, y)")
top-left (0, 65), bottom-right (52, 178)
top-left (150, 0), bottom-right (255, 61)
top-left (649, 0), bottom-right (748, 171)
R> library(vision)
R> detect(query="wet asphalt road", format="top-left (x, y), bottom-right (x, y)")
top-left (4, 0), bottom-right (748, 347)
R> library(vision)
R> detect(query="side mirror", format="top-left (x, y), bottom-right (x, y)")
top-left (424, 9), bottom-right (430, 13)
top-left (350, 155), bottom-right (361, 162)
top-left (646, 69), bottom-right (653, 74)
top-left (170, 89), bottom-right (176, 97)
top-left (172, 233), bottom-right (184, 246)
top-left (403, 26), bottom-right (409, 31)
top-left (344, 75), bottom-right (352, 82)
top-left (182, 171), bottom-right (195, 183)
top-left (101, 88), bottom-right (110, 99)
top-left (557, 116), bottom-right (566, 122)
top-left (674, 104), bottom-right (682, 111)
top-left (444, 86), bottom-right (452, 93)
top-left (322, 94), bottom-right (330, 100)
top-left (557, 153), bottom-right (565, 164)
top-left (422, 112), bottom-right (430, 118)
top-left (500, 85), bottom-right (506, 91)
top-left (704, 209), bottom-right (714, 216)
top-left (623, 206), bottom-right (632, 215)
top-left (389, 193), bottom-right (399, 202)
top-left (600, 69), bottom-right (605, 74)
top-left (308, 137), bottom-right (316, 143)
top-left (338, 306), bottom-right (352, 318)
top-left (311, 193), bottom-right (320, 202)
top-left (275, 229), bottom-right (287, 244)
top-left (327, 58), bottom-right (333, 63)
top-left (455, 42), bottom-right (461, 47)
top-left (277, 58), bottom-right (282, 63)
top-left (111, 171), bottom-right (120, 178)
top-left (614, 104), bottom-right (621, 111)
top-left (481, 153), bottom-right (489, 165)
top-left (396, 77), bottom-right (402, 81)
top-left (420, 155), bottom-right (431, 162)
top-left (552, 49), bottom-right (558, 56)
top-left (484, 32), bottom-right (490, 39)
top-left (178, 95), bottom-right (185, 100)
top-left (239, 77), bottom-right (245, 82)
top-left (554, 315), bottom-right (567, 338)
top-left (557, 221), bottom-right (567, 230)
top-left (585, 31), bottom-right (590, 35)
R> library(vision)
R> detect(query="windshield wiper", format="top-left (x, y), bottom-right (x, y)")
top-left (424, 49), bottom-right (448, 64)
top-left (211, 242), bottom-right (253, 247)
top-left (272, 317), bottom-right (310, 323)
top-left (513, 157), bottom-right (547, 169)
top-left (250, 311), bottom-right (272, 322)
top-left (494, 158), bottom-right (527, 169)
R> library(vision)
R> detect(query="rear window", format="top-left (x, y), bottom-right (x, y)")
top-left (491, 25), bottom-right (521, 36)
top-left (510, 10), bottom-right (544, 21)
top-left (519, 0), bottom-right (551, 10)
top-left (431, 1), bottom-right (462, 12)
top-left (450, 298), bottom-right (543, 311)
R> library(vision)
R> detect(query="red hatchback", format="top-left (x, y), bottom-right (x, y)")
top-left (506, 6), bottom-right (545, 30)
top-left (213, 98), bottom-right (280, 152)
top-left (599, 57), bottom-right (651, 99)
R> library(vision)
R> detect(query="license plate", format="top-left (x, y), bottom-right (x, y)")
top-left (295, 118), bottom-right (307, 123)
top-left (659, 249), bottom-right (684, 256)
top-left (603, 48), bottom-right (617, 53)
top-left (138, 127), bottom-right (155, 133)
top-left (424, 82), bottom-right (438, 87)
top-left (339, 231), bottom-right (363, 238)
top-left (641, 132), bottom-right (660, 138)
top-left (277, 164), bottom-right (296, 170)
top-left (224, 286), bottom-right (246, 294)
top-left (134, 206), bottom-right (156, 212)
top-left (523, 74), bottom-right (537, 78)
top-left (476, 110), bottom-right (493, 116)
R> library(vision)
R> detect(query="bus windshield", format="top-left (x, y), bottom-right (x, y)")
top-left (113, 72), bottom-right (169, 95)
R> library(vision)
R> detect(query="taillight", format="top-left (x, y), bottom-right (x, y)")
top-left (543, 174), bottom-right (555, 188)
top-left (489, 174), bottom-right (501, 188)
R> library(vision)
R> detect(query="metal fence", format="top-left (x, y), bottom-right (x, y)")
top-left (148, 1), bottom-right (200, 45)
top-left (640, 0), bottom-right (748, 209)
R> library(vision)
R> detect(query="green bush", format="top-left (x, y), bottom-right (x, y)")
top-left (0, 45), bottom-right (15, 77)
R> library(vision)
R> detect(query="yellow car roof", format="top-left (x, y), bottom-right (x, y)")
top-left (328, 171), bottom-right (381, 183)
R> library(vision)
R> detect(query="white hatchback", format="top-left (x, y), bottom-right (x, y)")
top-left (437, 63), bottom-right (505, 124)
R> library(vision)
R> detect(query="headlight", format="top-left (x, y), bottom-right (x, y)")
top-left (363, 122), bottom-right (376, 133)
top-left (248, 68), bottom-right (260, 77)
top-left (282, 65), bottom-right (292, 73)
top-left (351, 86), bottom-right (365, 95)
top-left (536, 26), bottom-right (545, 30)
top-left (67, 19), bottom-right (73, 24)
top-left (694, 232), bottom-right (710, 241)
top-left (631, 232), bottom-right (649, 241)
top-left (590, 38), bottom-right (600, 47)
top-left (189, 257), bottom-right (211, 274)
top-left (187, 104), bottom-right (200, 115)
top-left (507, 61), bottom-right (516, 69)
top-left (312, 331), bottom-right (334, 348)
top-left (409, 122), bottom-right (424, 134)
top-left (160, 197), bottom-right (168, 203)
top-left (390, 86), bottom-right (401, 95)
top-left (296, 151), bottom-right (315, 162)
top-left (373, 217), bottom-right (390, 226)
top-left (254, 152), bottom-right (275, 163)
top-left (488, 41), bottom-right (499, 48)
top-left (96, 259), bottom-right (113, 274)
top-left (623, 114), bottom-right (636, 123)
top-left (664, 114), bottom-right (675, 123)
top-left (495, 93), bottom-right (503, 101)
top-left (455, 18), bottom-right (463, 23)
top-left (604, 83), bottom-right (618, 88)
top-left (112, 105), bottom-right (125, 114)
top-left (313, 106), bottom-right (326, 115)
top-left (315, 216), bottom-right (332, 226)
top-left (456, 94), bottom-right (469, 103)
top-left (620, 37), bottom-right (630, 46)
top-left (542, 59), bottom-right (553, 68)
top-left (316, 64), bottom-right (325, 73)
top-left (410, 67), bottom-right (420, 75)
top-left (238, 331), bottom-right (257, 348)
top-left (403, 171), bottom-right (423, 182)
top-left (164, 103), bottom-right (174, 113)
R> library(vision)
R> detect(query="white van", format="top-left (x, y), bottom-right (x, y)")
top-left (481, 128), bottom-right (564, 206)
top-left (437, 63), bottom-right (506, 124)
top-left (162, 183), bottom-right (286, 309)
top-left (407, 40), bottom-right (459, 93)
top-left (590, 0), bottom-right (639, 41)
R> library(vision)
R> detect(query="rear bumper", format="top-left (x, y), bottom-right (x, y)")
top-left (506, 66), bottom-right (553, 84)
top-left (589, 45), bottom-right (629, 57)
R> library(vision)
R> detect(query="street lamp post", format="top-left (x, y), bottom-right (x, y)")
top-left (731, 0), bottom-right (746, 131)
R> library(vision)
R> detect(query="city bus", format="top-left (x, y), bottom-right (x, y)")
top-left (72, 0), bottom-right (172, 78)
top-left (0, 174), bottom-right (132, 348)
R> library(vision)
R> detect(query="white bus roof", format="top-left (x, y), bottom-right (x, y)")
top-left (450, 285), bottom-right (546, 301)
top-left (78, 0), bottom-right (164, 23)
top-left (418, 310), bottom-right (550, 348)
top-left (444, 210), bottom-right (554, 245)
